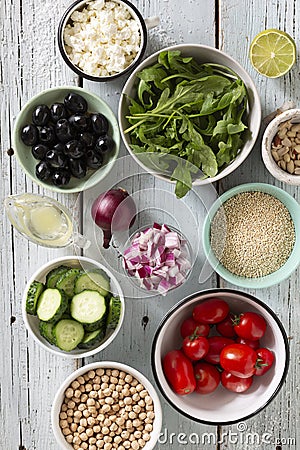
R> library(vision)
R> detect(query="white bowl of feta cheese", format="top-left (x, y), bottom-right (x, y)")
top-left (58, 0), bottom-right (149, 81)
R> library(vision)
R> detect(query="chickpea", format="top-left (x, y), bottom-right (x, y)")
top-left (105, 397), bottom-right (114, 405)
top-left (67, 409), bottom-right (74, 416)
top-left (96, 440), bottom-right (104, 448)
top-left (93, 425), bottom-right (101, 433)
top-left (121, 430), bottom-right (129, 439)
top-left (139, 390), bottom-right (147, 399)
top-left (63, 428), bottom-right (71, 436)
top-left (93, 384), bottom-right (101, 391)
top-left (136, 384), bottom-right (143, 392)
top-left (132, 419), bottom-right (141, 428)
top-left (138, 400), bottom-right (145, 408)
top-left (110, 376), bottom-right (118, 384)
top-left (80, 432), bottom-right (89, 441)
top-left (130, 387), bottom-right (137, 394)
top-left (103, 418), bottom-right (111, 427)
top-left (88, 370), bottom-right (95, 379)
top-left (80, 418), bottom-right (88, 427)
top-left (79, 385), bottom-right (86, 393)
top-left (145, 424), bottom-right (153, 432)
top-left (145, 404), bottom-right (153, 411)
top-left (86, 383), bottom-right (93, 392)
top-left (65, 387), bottom-right (74, 398)
top-left (81, 394), bottom-right (88, 403)
top-left (105, 369), bottom-right (112, 376)
top-left (61, 404), bottom-right (68, 412)
top-left (118, 446), bottom-right (125, 450)
top-left (133, 405), bottom-right (141, 414)
top-left (66, 434), bottom-right (73, 443)
top-left (72, 380), bottom-right (80, 389)
top-left (132, 393), bottom-right (140, 402)
top-left (102, 426), bottom-right (110, 435)
top-left (73, 436), bottom-right (82, 445)
top-left (83, 409), bottom-right (91, 418)
top-left (89, 390), bottom-right (98, 398)
top-left (138, 413), bottom-right (146, 421)
top-left (84, 374), bottom-right (90, 381)
top-left (77, 376), bottom-right (85, 385)
top-left (96, 368), bottom-right (105, 376)
top-left (131, 441), bottom-right (140, 450)
top-left (101, 382), bottom-right (109, 390)
top-left (59, 419), bottom-right (68, 429)
top-left (123, 441), bottom-right (131, 449)
top-left (89, 446), bottom-right (97, 450)
top-left (134, 431), bottom-right (142, 439)
top-left (94, 376), bottom-right (101, 384)
top-left (71, 423), bottom-right (78, 432)
top-left (87, 417), bottom-right (96, 426)
top-left (131, 379), bottom-right (138, 387)
top-left (60, 412), bottom-right (67, 420)
top-left (102, 375), bottom-right (110, 383)
top-left (138, 439), bottom-right (145, 447)
top-left (78, 403), bottom-right (86, 412)
top-left (103, 388), bottom-right (112, 396)
top-left (112, 404), bottom-right (120, 412)
top-left (147, 411), bottom-right (155, 420)
top-left (67, 417), bottom-right (73, 424)
top-left (102, 404), bottom-right (111, 413)
top-left (67, 400), bottom-right (76, 409)
top-left (74, 390), bottom-right (82, 398)
top-left (81, 443), bottom-right (88, 450)
top-left (104, 444), bottom-right (112, 450)
top-left (78, 426), bottom-right (85, 434)
top-left (118, 379), bottom-right (125, 386)
top-left (143, 433), bottom-right (150, 442)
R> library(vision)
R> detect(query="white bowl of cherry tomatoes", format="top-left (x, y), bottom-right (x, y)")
top-left (151, 289), bottom-right (289, 425)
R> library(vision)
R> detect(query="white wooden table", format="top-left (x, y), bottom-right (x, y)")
top-left (1, 0), bottom-right (300, 448)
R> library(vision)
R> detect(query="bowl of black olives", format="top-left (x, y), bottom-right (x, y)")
top-left (13, 86), bottom-right (120, 192)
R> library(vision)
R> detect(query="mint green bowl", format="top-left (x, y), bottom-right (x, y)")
top-left (202, 183), bottom-right (300, 288)
top-left (13, 86), bottom-right (120, 193)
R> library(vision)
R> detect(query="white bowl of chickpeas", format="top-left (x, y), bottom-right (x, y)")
top-left (51, 361), bottom-right (162, 450)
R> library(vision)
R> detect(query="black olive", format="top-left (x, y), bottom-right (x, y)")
top-left (95, 135), bottom-right (114, 153)
top-left (69, 157), bottom-right (87, 179)
top-left (69, 114), bottom-right (91, 132)
top-left (45, 149), bottom-right (69, 168)
top-left (39, 125), bottom-right (56, 145)
top-left (65, 140), bottom-right (85, 159)
top-left (53, 142), bottom-right (66, 153)
top-left (86, 149), bottom-right (103, 169)
top-left (64, 93), bottom-right (88, 114)
top-left (50, 103), bottom-right (68, 122)
top-left (32, 104), bottom-right (51, 126)
top-left (35, 160), bottom-right (52, 181)
top-left (32, 143), bottom-right (48, 160)
top-left (55, 119), bottom-right (77, 143)
top-left (52, 168), bottom-right (71, 186)
top-left (21, 124), bottom-right (39, 146)
top-left (90, 113), bottom-right (109, 135)
top-left (79, 132), bottom-right (95, 149)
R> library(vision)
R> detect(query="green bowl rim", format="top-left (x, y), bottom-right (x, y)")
top-left (202, 182), bottom-right (300, 288)
top-left (13, 86), bottom-right (120, 194)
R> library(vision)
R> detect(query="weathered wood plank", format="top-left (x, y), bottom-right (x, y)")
top-left (219, 0), bottom-right (300, 448)
top-left (0, 0), bottom-right (80, 448)
top-left (82, 1), bottom-right (218, 449)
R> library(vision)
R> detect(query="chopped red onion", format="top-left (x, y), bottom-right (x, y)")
top-left (123, 223), bottom-right (191, 295)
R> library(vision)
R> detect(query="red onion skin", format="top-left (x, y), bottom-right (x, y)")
top-left (91, 188), bottom-right (136, 248)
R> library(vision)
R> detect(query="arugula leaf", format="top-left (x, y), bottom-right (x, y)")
top-left (124, 50), bottom-right (249, 198)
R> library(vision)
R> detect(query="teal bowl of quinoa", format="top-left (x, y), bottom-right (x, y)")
top-left (202, 183), bottom-right (300, 288)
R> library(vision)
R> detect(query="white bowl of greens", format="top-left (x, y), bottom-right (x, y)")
top-left (22, 256), bottom-right (125, 358)
top-left (119, 44), bottom-right (261, 198)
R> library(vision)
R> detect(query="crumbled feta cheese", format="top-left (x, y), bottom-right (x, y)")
top-left (63, 0), bottom-right (142, 77)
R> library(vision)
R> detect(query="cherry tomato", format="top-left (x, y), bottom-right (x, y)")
top-left (254, 348), bottom-right (275, 376)
top-left (204, 336), bottom-right (235, 365)
top-left (180, 317), bottom-right (210, 339)
top-left (221, 371), bottom-right (253, 393)
top-left (216, 313), bottom-right (236, 338)
top-left (193, 298), bottom-right (229, 324)
top-left (163, 350), bottom-right (196, 395)
top-left (233, 312), bottom-right (267, 340)
top-left (220, 343), bottom-right (257, 378)
top-left (194, 362), bottom-right (220, 394)
top-left (182, 335), bottom-right (209, 361)
top-left (236, 337), bottom-right (260, 350)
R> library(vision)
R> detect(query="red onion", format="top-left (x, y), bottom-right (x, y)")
top-left (91, 188), bottom-right (136, 249)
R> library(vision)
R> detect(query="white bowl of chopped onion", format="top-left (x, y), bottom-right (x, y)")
top-left (52, 361), bottom-right (162, 450)
top-left (122, 223), bottom-right (193, 296)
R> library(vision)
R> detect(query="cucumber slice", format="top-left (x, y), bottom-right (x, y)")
top-left (46, 265), bottom-right (69, 288)
top-left (37, 288), bottom-right (68, 322)
top-left (107, 296), bottom-right (122, 330)
top-left (71, 290), bottom-right (107, 331)
top-left (78, 328), bottom-right (106, 349)
top-left (26, 281), bottom-right (45, 315)
top-left (39, 321), bottom-right (55, 345)
top-left (56, 268), bottom-right (82, 297)
top-left (53, 319), bottom-right (84, 351)
top-left (74, 271), bottom-right (110, 297)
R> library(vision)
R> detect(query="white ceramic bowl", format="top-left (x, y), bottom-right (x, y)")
top-left (152, 289), bottom-right (289, 425)
top-left (118, 44), bottom-right (262, 186)
top-left (51, 361), bottom-right (162, 450)
top-left (22, 256), bottom-right (125, 358)
top-left (262, 108), bottom-right (300, 184)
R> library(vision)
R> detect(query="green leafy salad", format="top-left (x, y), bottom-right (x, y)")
top-left (124, 50), bottom-right (249, 198)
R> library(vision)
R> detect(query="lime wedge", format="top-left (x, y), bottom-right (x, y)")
top-left (249, 29), bottom-right (296, 78)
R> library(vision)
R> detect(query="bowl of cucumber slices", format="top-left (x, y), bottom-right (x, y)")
top-left (22, 256), bottom-right (125, 358)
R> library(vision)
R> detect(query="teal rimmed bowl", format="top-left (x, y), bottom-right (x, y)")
top-left (202, 183), bottom-right (300, 288)
top-left (13, 86), bottom-right (120, 193)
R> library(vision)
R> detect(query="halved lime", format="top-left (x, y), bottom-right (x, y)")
top-left (249, 29), bottom-right (296, 78)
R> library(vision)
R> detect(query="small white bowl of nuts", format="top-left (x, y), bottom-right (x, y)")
top-left (51, 361), bottom-right (162, 450)
top-left (262, 108), bottom-right (300, 184)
